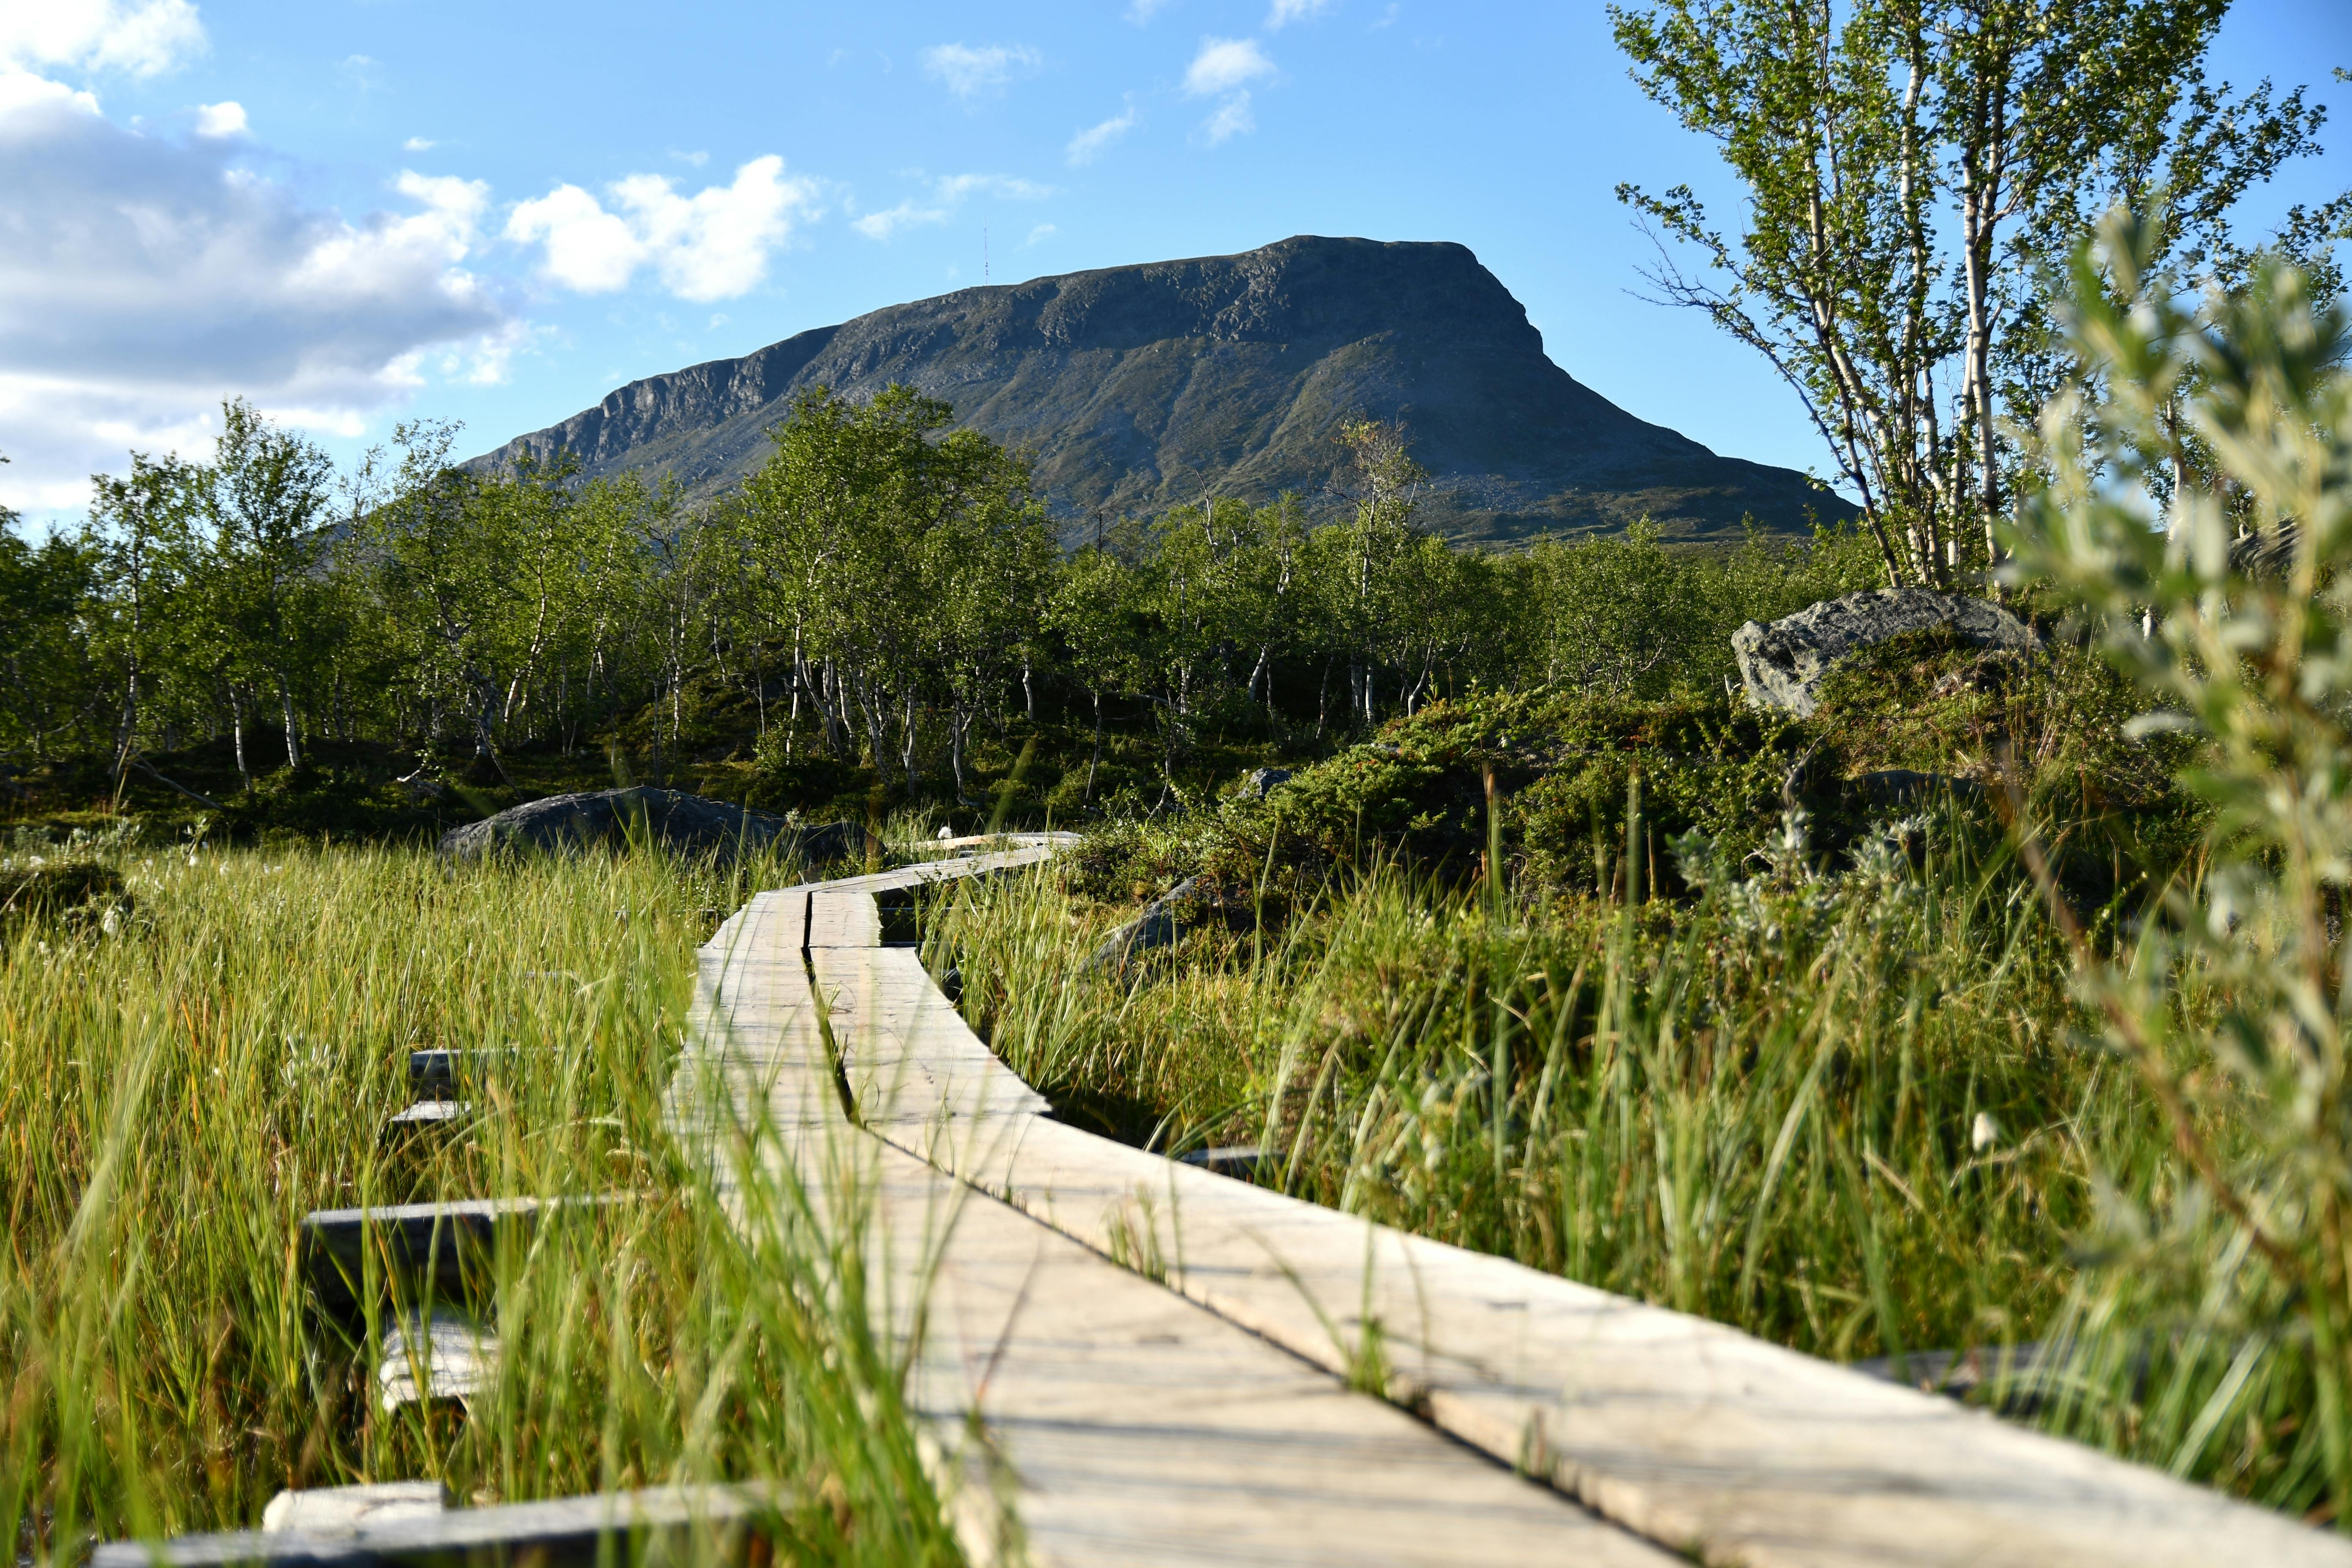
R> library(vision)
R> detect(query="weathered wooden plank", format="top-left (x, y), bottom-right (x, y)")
top-left (858, 1130), bottom-right (1678, 1568)
top-left (804, 888), bottom-right (882, 948)
top-left (802, 844), bottom-right (1061, 901)
top-left (679, 874), bottom-right (1676, 1568)
top-left (672, 890), bottom-right (846, 1141)
top-left (848, 1007), bottom-right (2352, 1568)
top-left (809, 945), bottom-right (1049, 1127)
top-left (93, 1484), bottom-right (778, 1568)
top-left (299, 1197), bottom-right (619, 1316)
top-left (383, 1102), bottom-right (469, 1129)
top-left (261, 1484), bottom-right (450, 1535)
top-left (301, 1198), bottom-right (534, 1315)
top-left (406, 1051), bottom-right (540, 1099)
top-left (376, 1307), bottom-right (496, 1413)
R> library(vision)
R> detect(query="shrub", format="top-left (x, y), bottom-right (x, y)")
top-left (2006, 209), bottom-right (2352, 1513)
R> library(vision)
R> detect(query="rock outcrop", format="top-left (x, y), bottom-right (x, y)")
top-left (1085, 877), bottom-right (1256, 975)
top-left (439, 788), bottom-right (855, 864)
top-left (1733, 590), bottom-right (2038, 717)
top-left (1239, 767), bottom-right (1294, 799)
top-left (473, 236), bottom-right (1846, 547)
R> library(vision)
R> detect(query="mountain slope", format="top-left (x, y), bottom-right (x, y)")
top-left (476, 235), bottom-right (1841, 544)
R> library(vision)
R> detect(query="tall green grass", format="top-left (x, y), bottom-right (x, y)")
top-left (0, 836), bottom-right (965, 1566)
top-left (928, 807), bottom-right (2326, 1511)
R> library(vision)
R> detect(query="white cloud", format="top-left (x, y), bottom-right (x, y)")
top-left (0, 0), bottom-right (205, 79)
top-left (934, 172), bottom-right (1052, 202)
top-left (506, 184), bottom-right (638, 291)
top-left (0, 70), bottom-right (96, 119)
top-left (1182, 38), bottom-right (1271, 146)
top-left (852, 172), bottom-right (1050, 243)
top-left (1026, 223), bottom-right (1055, 246)
top-left (852, 201), bottom-right (946, 241)
top-left (670, 148), bottom-right (708, 167)
top-left (1066, 102), bottom-right (1138, 166)
top-left (0, 75), bottom-right (512, 512)
top-left (1126, 0), bottom-right (1175, 19)
top-left (920, 42), bottom-right (1042, 101)
top-left (1183, 37), bottom-right (1274, 96)
top-left (505, 155), bottom-right (816, 302)
top-left (1266, 0), bottom-right (1336, 27)
top-left (402, 135), bottom-right (435, 151)
top-left (191, 99), bottom-right (243, 137)
top-left (1201, 90), bottom-right (1255, 144)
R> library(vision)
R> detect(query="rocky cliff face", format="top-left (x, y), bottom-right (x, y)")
top-left (474, 235), bottom-right (1840, 544)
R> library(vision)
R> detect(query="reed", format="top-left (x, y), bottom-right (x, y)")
top-left (0, 833), bottom-right (964, 1566)
top-left (929, 803), bottom-right (2324, 1512)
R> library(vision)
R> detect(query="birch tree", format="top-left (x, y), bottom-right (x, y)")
top-left (1612, 0), bottom-right (2344, 588)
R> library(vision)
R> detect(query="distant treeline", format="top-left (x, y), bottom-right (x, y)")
top-left (0, 387), bottom-right (1878, 798)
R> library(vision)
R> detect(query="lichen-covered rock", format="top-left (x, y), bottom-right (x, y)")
top-left (1733, 590), bottom-right (2037, 718)
top-left (1240, 767), bottom-right (1294, 799)
top-left (1085, 877), bottom-right (1253, 975)
top-left (439, 787), bottom-right (855, 864)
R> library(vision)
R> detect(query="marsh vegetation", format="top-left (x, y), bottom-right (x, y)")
top-left (0, 836), bottom-right (964, 1566)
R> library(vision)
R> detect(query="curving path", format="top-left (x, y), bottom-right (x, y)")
top-left (112, 836), bottom-right (2352, 1566)
top-left (753, 838), bottom-right (2352, 1568)
top-left (672, 839), bottom-right (1675, 1566)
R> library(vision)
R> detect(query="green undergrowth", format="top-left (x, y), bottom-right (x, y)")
top-left (931, 818), bottom-right (2325, 1511)
top-left (0, 838), bottom-right (966, 1566)
top-left (2, 696), bottom-right (1298, 852)
top-left (1060, 638), bottom-right (2202, 920)
top-left (924, 651), bottom-right (2328, 1514)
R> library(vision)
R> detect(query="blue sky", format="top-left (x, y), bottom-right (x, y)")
top-left (3, 0), bottom-right (2346, 522)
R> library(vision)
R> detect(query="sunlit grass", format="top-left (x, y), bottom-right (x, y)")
top-left (930, 814), bottom-right (2330, 1513)
top-left (0, 836), bottom-right (964, 1566)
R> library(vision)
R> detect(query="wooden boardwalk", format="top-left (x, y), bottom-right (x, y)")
top-left (762, 842), bottom-right (2352, 1568)
top-left (673, 844), bottom-right (1677, 1566)
top-left (107, 836), bottom-right (2352, 1565)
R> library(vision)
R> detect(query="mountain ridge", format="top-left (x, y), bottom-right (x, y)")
top-left (475, 235), bottom-right (1841, 544)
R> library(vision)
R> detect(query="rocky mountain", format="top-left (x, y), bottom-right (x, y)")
top-left (474, 235), bottom-right (1841, 545)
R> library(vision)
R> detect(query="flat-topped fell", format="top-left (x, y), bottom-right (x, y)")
top-left (474, 236), bottom-right (1842, 545)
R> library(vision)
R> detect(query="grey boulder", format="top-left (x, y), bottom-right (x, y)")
top-left (1733, 590), bottom-right (2037, 718)
top-left (440, 787), bottom-right (856, 864)
top-left (1086, 877), bottom-right (1249, 975)
top-left (1240, 767), bottom-right (1294, 800)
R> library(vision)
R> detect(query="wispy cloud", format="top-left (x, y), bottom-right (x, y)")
top-left (851, 201), bottom-right (943, 240)
top-left (1125, 0), bottom-right (1176, 20)
top-left (1266, 0), bottom-right (1336, 27)
top-left (1026, 223), bottom-right (1055, 246)
top-left (1184, 37), bottom-right (1272, 145)
top-left (1201, 92), bottom-right (1254, 144)
top-left (852, 171), bottom-right (1052, 241)
top-left (936, 172), bottom-right (1052, 201)
top-left (1183, 36), bottom-right (1274, 96)
top-left (920, 41), bottom-right (1043, 101)
top-left (1065, 101), bottom-right (1139, 166)
top-left (402, 135), bottom-right (436, 151)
